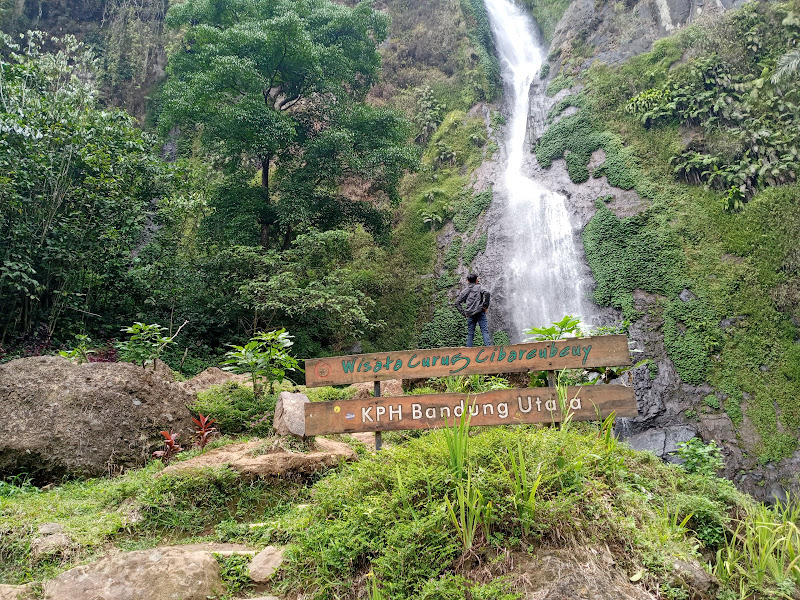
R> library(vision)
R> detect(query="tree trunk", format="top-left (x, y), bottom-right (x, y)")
top-left (260, 155), bottom-right (271, 249)
top-left (282, 224), bottom-right (293, 251)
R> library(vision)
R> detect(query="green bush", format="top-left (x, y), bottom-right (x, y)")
top-left (663, 300), bottom-right (720, 385)
top-left (443, 237), bottom-right (462, 270)
top-left (582, 205), bottom-right (687, 318)
top-left (534, 112), bottom-right (639, 188)
top-left (418, 307), bottom-right (466, 349)
top-left (191, 382), bottom-right (275, 435)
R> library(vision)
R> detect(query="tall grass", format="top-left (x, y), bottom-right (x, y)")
top-left (496, 437), bottom-right (542, 537)
top-left (713, 497), bottom-right (800, 597)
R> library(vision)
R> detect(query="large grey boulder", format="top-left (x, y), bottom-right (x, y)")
top-left (43, 548), bottom-right (224, 600)
top-left (0, 356), bottom-right (195, 482)
top-left (274, 391), bottom-right (310, 437)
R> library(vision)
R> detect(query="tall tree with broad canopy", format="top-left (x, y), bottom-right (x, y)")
top-left (159, 0), bottom-right (418, 249)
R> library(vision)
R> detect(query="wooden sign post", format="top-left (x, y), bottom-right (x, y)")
top-left (303, 335), bottom-right (636, 440)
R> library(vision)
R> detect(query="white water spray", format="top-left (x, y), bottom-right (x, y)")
top-left (483, 0), bottom-right (596, 339)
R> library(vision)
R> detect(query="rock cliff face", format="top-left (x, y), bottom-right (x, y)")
top-left (512, 0), bottom-right (791, 503)
top-left (551, 0), bottom-right (745, 66)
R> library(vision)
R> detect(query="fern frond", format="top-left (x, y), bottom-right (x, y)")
top-left (771, 48), bottom-right (800, 85)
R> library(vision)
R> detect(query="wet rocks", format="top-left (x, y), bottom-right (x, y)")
top-left (626, 425), bottom-right (696, 462)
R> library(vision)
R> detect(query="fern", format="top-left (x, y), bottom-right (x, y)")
top-left (772, 48), bottom-right (800, 85)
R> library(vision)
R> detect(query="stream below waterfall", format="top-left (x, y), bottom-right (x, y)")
top-left (482, 0), bottom-right (598, 340)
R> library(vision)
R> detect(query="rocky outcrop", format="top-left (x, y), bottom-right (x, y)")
top-left (551, 0), bottom-right (745, 68)
top-left (0, 585), bottom-right (34, 600)
top-left (179, 367), bottom-right (249, 396)
top-left (0, 356), bottom-right (195, 482)
top-left (512, 547), bottom-right (656, 599)
top-left (159, 438), bottom-right (357, 479)
top-left (274, 392), bottom-right (310, 437)
top-left (43, 548), bottom-right (225, 600)
top-left (617, 290), bottom-right (799, 502)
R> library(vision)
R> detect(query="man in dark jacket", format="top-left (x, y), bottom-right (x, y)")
top-left (455, 273), bottom-right (491, 347)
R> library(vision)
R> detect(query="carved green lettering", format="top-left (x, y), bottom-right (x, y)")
top-left (559, 346), bottom-right (569, 357)
top-left (408, 355), bottom-right (419, 368)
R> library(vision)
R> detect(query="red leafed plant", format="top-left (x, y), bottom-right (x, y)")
top-left (152, 431), bottom-right (183, 464)
top-left (192, 413), bottom-right (218, 451)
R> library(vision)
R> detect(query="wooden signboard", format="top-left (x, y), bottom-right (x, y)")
top-left (304, 385), bottom-right (637, 436)
top-left (305, 335), bottom-right (630, 387)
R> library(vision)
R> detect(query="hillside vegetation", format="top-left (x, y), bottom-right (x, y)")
top-left (534, 0), bottom-right (800, 463)
top-left (3, 417), bottom-right (800, 599)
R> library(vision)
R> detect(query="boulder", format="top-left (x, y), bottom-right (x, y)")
top-left (513, 547), bottom-right (655, 599)
top-left (0, 356), bottom-right (196, 482)
top-left (43, 548), bottom-right (224, 600)
top-left (248, 546), bottom-right (284, 582)
top-left (30, 524), bottom-right (73, 561)
top-left (274, 392), bottom-right (310, 437)
top-left (670, 559), bottom-right (718, 598)
top-left (160, 438), bottom-right (357, 479)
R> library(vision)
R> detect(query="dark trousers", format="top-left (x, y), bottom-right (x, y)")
top-left (466, 312), bottom-right (491, 347)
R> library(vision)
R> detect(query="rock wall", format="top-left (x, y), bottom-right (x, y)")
top-left (526, 0), bottom-right (792, 503)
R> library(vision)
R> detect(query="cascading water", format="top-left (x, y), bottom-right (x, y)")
top-left (483, 0), bottom-right (597, 339)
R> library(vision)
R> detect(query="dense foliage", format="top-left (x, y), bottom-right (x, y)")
top-left (0, 33), bottom-right (161, 344)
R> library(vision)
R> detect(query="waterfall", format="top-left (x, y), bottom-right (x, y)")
top-left (483, 0), bottom-right (597, 340)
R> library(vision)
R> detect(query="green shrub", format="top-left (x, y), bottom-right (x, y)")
top-left (191, 382), bottom-right (275, 435)
top-left (704, 395), bottom-right (721, 410)
top-left (676, 439), bottom-right (724, 476)
top-left (663, 300), bottom-right (720, 385)
top-left (534, 112), bottom-right (639, 188)
top-left (582, 205), bottom-right (687, 319)
top-left (418, 307), bottom-right (466, 349)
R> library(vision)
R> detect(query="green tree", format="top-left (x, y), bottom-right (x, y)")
top-left (159, 0), bottom-right (417, 249)
top-left (0, 32), bottom-right (161, 342)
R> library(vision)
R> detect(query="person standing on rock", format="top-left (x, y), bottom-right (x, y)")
top-left (455, 273), bottom-right (491, 347)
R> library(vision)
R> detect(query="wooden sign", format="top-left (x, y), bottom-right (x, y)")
top-left (304, 385), bottom-right (637, 436)
top-left (305, 335), bottom-right (630, 387)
